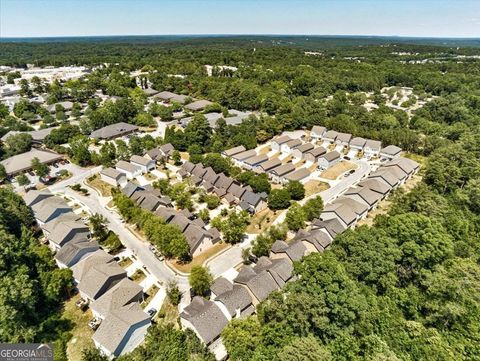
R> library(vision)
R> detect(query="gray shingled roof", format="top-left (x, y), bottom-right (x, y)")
top-left (121, 182), bottom-right (140, 197)
top-left (181, 296), bottom-right (229, 345)
top-left (215, 285), bottom-right (253, 318)
top-left (349, 137), bottom-right (367, 148)
top-left (185, 99), bottom-right (213, 111)
top-left (304, 146), bottom-right (327, 160)
top-left (42, 212), bottom-right (81, 234)
top-left (1, 127), bottom-right (56, 143)
top-left (55, 239), bottom-right (99, 267)
top-left (90, 278), bottom-right (143, 318)
top-left (311, 218), bottom-right (346, 239)
top-left (1, 149), bottom-right (63, 176)
top-left (270, 240), bottom-right (289, 253)
top-left (101, 167), bottom-right (124, 180)
top-left (170, 215), bottom-right (191, 232)
top-left (48, 219), bottom-right (90, 247)
top-left (202, 167), bottom-right (219, 184)
top-left (92, 302), bottom-right (150, 356)
top-left (154, 90), bottom-right (178, 100)
top-left (159, 143), bottom-right (175, 156)
top-left (31, 196), bottom-right (71, 223)
top-left (322, 202), bottom-right (357, 226)
top-left (71, 250), bottom-right (112, 280)
top-left (184, 224), bottom-right (212, 254)
top-left (191, 164), bottom-right (207, 178)
top-left (256, 157), bottom-right (281, 172)
top-left (294, 143), bottom-right (314, 154)
top-left (384, 157), bottom-right (419, 174)
top-left (381, 145), bottom-right (402, 156)
top-left (321, 151), bottom-right (341, 162)
top-left (345, 187), bottom-right (382, 207)
top-left (336, 196), bottom-right (370, 215)
top-left (241, 191), bottom-right (266, 207)
top-left (232, 149), bottom-right (257, 161)
top-left (182, 161), bottom-right (195, 173)
top-left (336, 132), bottom-right (352, 143)
top-left (211, 277), bottom-right (233, 296)
top-left (73, 251), bottom-right (126, 300)
top-left (270, 163), bottom-right (295, 177)
top-left (285, 168), bottom-right (310, 182)
top-left (130, 155), bottom-right (154, 167)
top-left (154, 207), bottom-right (177, 222)
top-left (214, 173), bottom-right (234, 189)
top-left (244, 154), bottom-right (268, 167)
top-left (24, 189), bottom-right (53, 207)
top-left (369, 169), bottom-right (401, 187)
top-left (116, 160), bottom-right (141, 174)
top-left (295, 229), bottom-right (332, 250)
top-left (323, 130), bottom-right (339, 140)
top-left (284, 139), bottom-right (302, 149)
top-left (358, 178), bottom-right (391, 195)
top-left (245, 270), bottom-right (280, 302)
top-left (311, 125), bottom-right (326, 137)
top-left (136, 192), bottom-right (162, 212)
top-left (222, 145), bottom-right (246, 157)
top-left (90, 122), bottom-right (138, 139)
top-left (227, 182), bottom-right (247, 199)
top-left (365, 139), bottom-right (382, 151)
top-left (285, 241), bottom-right (307, 262)
top-left (78, 264), bottom-right (126, 300)
top-left (272, 135), bottom-right (291, 145)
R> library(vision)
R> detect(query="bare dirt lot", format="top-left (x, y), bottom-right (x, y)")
top-left (304, 180), bottom-right (330, 197)
top-left (86, 175), bottom-right (113, 197)
top-left (321, 161), bottom-right (357, 180)
top-left (246, 208), bottom-right (282, 234)
top-left (168, 242), bottom-right (229, 273)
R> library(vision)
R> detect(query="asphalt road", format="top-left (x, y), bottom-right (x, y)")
top-left (45, 158), bottom-right (370, 306)
top-left (52, 181), bottom-right (192, 305)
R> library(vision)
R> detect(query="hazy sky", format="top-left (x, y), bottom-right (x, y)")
top-left (1, 0), bottom-right (479, 38)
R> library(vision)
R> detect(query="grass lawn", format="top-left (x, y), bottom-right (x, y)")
top-left (321, 161), bottom-right (357, 180)
top-left (142, 285), bottom-right (160, 308)
top-left (258, 146), bottom-right (271, 155)
top-left (246, 208), bottom-right (282, 234)
top-left (86, 175), bottom-right (113, 197)
top-left (131, 269), bottom-right (147, 283)
top-left (144, 173), bottom-right (157, 181)
top-left (119, 257), bottom-right (133, 268)
top-left (63, 294), bottom-right (94, 361)
top-left (294, 160), bottom-right (306, 168)
top-left (168, 242), bottom-right (229, 273)
top-left (157, 299), bottom-right (180, 326)
top-left (304, 180), bottom-right (330, 197)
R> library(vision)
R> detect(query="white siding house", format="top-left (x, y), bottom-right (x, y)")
top-left (115, 161), bottom-right (142, 180)
top-left (130, 155), bottom-right (155, 173)
top-left (100, 168), bottom-right (127, 187)
top-left (318, 151), bottom-right (341, 170)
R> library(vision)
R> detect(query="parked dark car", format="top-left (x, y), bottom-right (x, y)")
top-left (147, 308), bottom-right (157, 318)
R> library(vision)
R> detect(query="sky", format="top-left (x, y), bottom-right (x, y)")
top-left (1, 0), bottom-right (479, 38)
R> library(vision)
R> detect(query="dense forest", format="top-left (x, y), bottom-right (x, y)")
top-left (1, 37), bottom-right (480, 360)
top-left (0, 188), bottom-right (73, 358)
